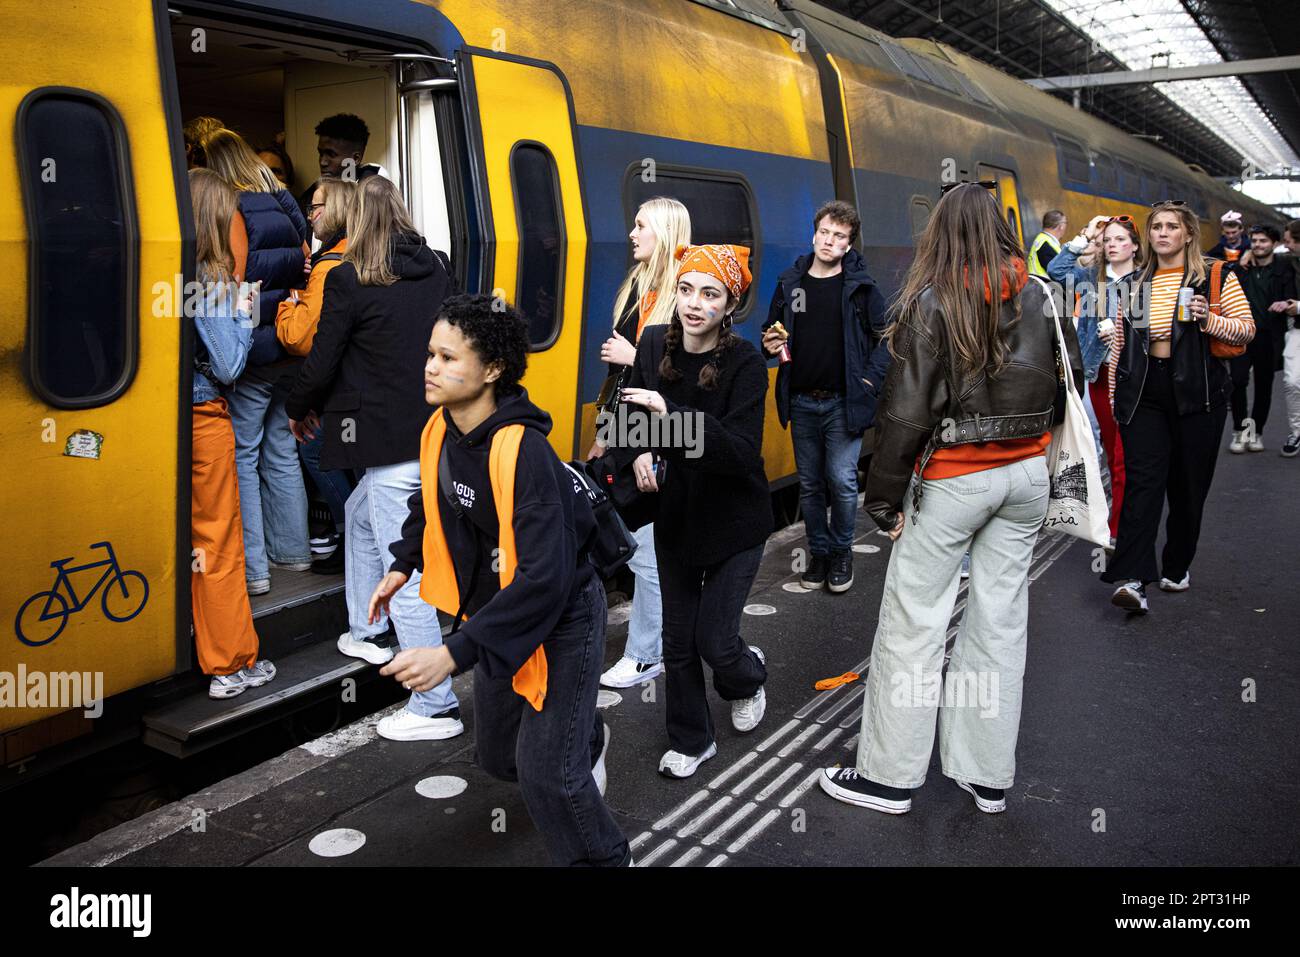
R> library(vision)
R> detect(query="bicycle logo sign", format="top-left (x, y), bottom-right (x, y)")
top-left (15, 542), bottom-right (149, 647)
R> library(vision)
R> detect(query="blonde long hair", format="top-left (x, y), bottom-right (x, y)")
top-left (203, 128), bottom-right (281, 193)
top-left (345, 176), bottom-right (419, 286)
top-left (190, 167), bottom-right (238, 281)
top-left (1138, 202), bottom-right (1207, 286)
top-left (315, 178), bottom-right (357, 243)
top-left (612, 197), bottom-right (691, 332)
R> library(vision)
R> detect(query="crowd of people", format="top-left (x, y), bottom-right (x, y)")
top-left (179, 112), bottom-right (1292, 862)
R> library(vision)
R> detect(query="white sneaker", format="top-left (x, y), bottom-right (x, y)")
top-left (269, 559), bottom-right (314, 572)
top-left (247, 578), bottom-right (270, 596)
top-left (658, 741), bottom-right (718, 779)
top-left (208, 660), bottom-right (276, 699)
top-left (310, 533), bottom-right (339, 557)
top-left (1111, 581), bottom-right (1149, 614)
top-left (1158, 572), bottom-right (1190, 592)
top-left (377, 707), bottom-right (464, 742)
top-left (337, 631), bottom-right (395, 665)
top-left (600, 655), bottom-right (663, 689)
top-left (592, 721), bottom-right (611, 797)
top-left (731, 646), bottom-right (767, 732)
top-left (1247, 435), bottom-right (1264, 452)
top-left (1228, 431), bottom-right (1246, 453)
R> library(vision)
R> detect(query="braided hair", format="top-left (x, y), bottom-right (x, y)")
top-left (658, 306), bottom-right (740, 391)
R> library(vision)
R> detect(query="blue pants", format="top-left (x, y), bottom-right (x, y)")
top-left (790, 393), bottom-right (863, 555)
top-left (299, 430), bottom-right (354, 532)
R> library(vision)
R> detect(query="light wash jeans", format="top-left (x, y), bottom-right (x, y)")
top-left (855, 457), bottom-right (1050, 790)
top-left (228, 369), bottom-right (311, 583)
top-left (345, 460), bottom-right (456, 717)
top-left (623, 521), bottom-right (663, 665)
top-left (1283, 327), bottom-right (1300, 438)
top-left (1081, 379), bottom-right (1105, 463)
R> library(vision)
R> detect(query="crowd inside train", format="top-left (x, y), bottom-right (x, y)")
top-left (179, 113), bottom-right (1295, 864)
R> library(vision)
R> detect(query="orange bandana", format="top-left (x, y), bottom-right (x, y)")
top-left (963, 257), bottom-right (1029, 303)
top-left (675, 244), bottom-right (753, 299)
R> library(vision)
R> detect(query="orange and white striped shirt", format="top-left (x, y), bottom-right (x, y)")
top-left (1107, 266), bottom-right (1254, 407)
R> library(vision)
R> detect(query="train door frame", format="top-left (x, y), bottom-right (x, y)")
top-left (978, 164), bottom-right (1025, 248)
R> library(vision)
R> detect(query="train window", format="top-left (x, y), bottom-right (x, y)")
top-left (1092, 153), bottom-right (1118, 192)
top-left (1054, 135), bottom-right (1091, 184)
top-left (18, 89), bottom-right (136, 407)
top-left (1141, 169), bottom-right (1164, 205)
top-left (909, 198), bottom-right (931, 239)
top-left (1118, 160), bottom-right (1142, 199)
top-left (511, 142), bottom-right (564, 347)
top-left (955, 72), bottom-right (995, 107)
top-left (1007, 207), bottom-right (1021, 243)
top-left (623, 165), bottom-right (759, 317)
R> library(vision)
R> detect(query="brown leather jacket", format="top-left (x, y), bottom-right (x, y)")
top-left (864, 276), bottom-right (1084, 530)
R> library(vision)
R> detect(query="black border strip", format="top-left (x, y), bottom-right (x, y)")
top-left (508, 139), bottom-right (567, 352)
top-left (16, 87), bottom-right (140, 410)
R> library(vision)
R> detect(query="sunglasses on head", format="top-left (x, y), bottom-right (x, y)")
top-left (1105, 214), bottom-right (1134, 225)
top-left (1149, 199), bottom-right (1188, 208)
top-left (940, 179), bottom-right (997, 195)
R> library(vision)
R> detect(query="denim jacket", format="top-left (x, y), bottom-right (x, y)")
top-left (1046, 241), bottom-right (1132, 383)
top-left (192, 274), bottom-right (254, 404)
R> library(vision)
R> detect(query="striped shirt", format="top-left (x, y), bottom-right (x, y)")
top-left (1107, 266), bottom-right (1254, 407)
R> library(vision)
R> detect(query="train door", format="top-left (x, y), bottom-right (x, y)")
top-left (1, 1), bottom-right (185, 750)
top-left (979, 165), bottom-right (1024, 247)
top-left (457, 49), bottom-right (589, 458)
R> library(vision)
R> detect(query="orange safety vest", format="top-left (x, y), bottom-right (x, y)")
top-left (416, 408), bottom-right (548, 711)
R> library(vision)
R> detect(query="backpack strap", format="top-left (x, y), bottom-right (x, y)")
top-left (316, 252), bottom-right (344, 263)
top-left (1209, 260), bottom-right (1224, 315)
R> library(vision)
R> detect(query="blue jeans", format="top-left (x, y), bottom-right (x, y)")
top-left (623, 522), bottom-right (662, 665)
top-left (474, 576), bottom-right (629, 866)
top-left (299, 430), bottom-right (354, 532)
top-left (228, 369), bottom-right (311, 582)
top-left (344, 460), bottom-right (457, 717)
top-left (790, 393), bottom-right (863, 555)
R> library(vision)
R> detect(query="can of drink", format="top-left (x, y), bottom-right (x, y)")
top-left (1177, 287), bottom-right (1195, 323)
top-left (777, 341), bottom-right (792, 364)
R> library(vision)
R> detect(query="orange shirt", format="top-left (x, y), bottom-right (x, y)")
top-left (921, 431), bottom-right (1052, 480)
top-left (275, 238), bottom-right (348, 355)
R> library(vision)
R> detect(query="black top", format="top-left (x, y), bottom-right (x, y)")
top-left (388, 390), bottom-right (598, 678)
top-left (788, 270), bottom-right (847, 393)
top-left (1239, 257), bottom-right (1296, 322)
top-left (285, 233), bottom-right (454, 471)
top-left (624, 325), bottom-right (773, 566)
top-left (1035, 242), bottom-right (1057, 275)
top-left (609, 280), bottom-right (640, 377)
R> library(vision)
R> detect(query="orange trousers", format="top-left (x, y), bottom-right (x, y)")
top-left (192, 399), bottom-right (260, 676)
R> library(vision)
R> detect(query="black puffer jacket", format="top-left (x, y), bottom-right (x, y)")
top-left (864, 275), bottom-right (1083, 531)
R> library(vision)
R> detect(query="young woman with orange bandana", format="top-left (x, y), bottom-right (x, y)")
top-left (619, 244), bottom-right (773, 778)
top-left (369, 293), bottom-right (630, 866)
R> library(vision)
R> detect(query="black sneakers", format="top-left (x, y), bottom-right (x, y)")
top-left (828, 550), bottom-right (854, 593)
top-left (818, 767), bottom-right (912, 813)
top-left (1283, 434), bottom-right (1299, 458)
top-left (956, 780), bottom-right (1007, 814)
top-left (802, 553), bottom-right (830, 588)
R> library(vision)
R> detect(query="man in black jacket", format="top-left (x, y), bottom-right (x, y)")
top-left (761, 201), bottom-right (890, 593)
top-left (1230, 224), bottom-right (1297, 453)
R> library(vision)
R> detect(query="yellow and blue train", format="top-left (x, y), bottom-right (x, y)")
top-left (0, 0), bottom-right (1279, 777)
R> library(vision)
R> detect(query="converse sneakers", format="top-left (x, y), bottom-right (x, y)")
top-left (1111, 580), bottom-right (1149, 613)
top-left (801, 554), bottom-right (830, 589)
top-left (827, 551), bottom-right (854, 593)
top-left (1282, 434), bottom-right (1299, 458)
top-left (956, 780), bottom-right (1007, 814)
top-left (600, 655), bottom-right (663, 689)
top-left (377, 706), bottom-right (464, 742)
top-left (818, 767), bottom-right (912, 813)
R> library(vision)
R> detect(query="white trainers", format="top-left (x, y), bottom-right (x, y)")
top-left (731, 646), bottom-right (767, 732)
top-left (658, 741), bottom-right (718, 779)
top-left (592, 721), bottom-right (611, 797)
top-left (1247, 435), bottom-right (1264, 452)
top-left (377, 707), bottom-right (464, 742)
top-left (1111, 581), bottom-right (1149, 614)
top-left (337, 630), bottom-right (395, 665)
top-left (600, 655), bottom-right (663, 689)
top-left (1158, 572), bottom-right (1190, 592)
top-left (208, 659), bottom-right (276, 699)
top-left (247, 578), bottom-right (271, 596)
top-left (1228, 430), bottom-right (1246, 453)
top-left (269, 559), bottom-right (314, 572)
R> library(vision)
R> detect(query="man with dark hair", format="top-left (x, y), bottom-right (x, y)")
top-left (1229, 224), bottom-right (1296, 453)
top-left (1208, 210), bottom-right (1249, 263)
top-left (1277, 221), bottom-right (1300, 456)
top-left (1028, 209), bottom-right (1067, 278)
top-left (761, 200), bottom-right (890, 593)
top-left (298, 113), bottom-right (386, 217)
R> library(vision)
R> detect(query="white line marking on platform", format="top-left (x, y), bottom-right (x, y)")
top-left (703, 801), bottom-right (758, 846)
top-left (630, 831), bottom-right (654, 851)
top-left (777, 724), bottom-right (822, 758)
top-left (780, 768), bottom-right (825, 808)
top-left (706, 751), bottom-right (757, 790)
top-left (812, 728), bottom-right (843, 752)
top-left (677, 796), bottom-right (735, 838)
top-left (669, 846), bottom-right (705, 867)
top-left (639, 839), bottom-right (678, 867)
top-left (706, 854), bottom-right (729, 867)
top-left (727, 808), bottom-right (782, 854)
top-left (651, 790), bottom-right (709, 831)
top-left (730, 757), bottom-right (782, 797)
top-left (755, 762), bottom-right (805, 802)
top-left (755, 719), bottom-right (801, 752)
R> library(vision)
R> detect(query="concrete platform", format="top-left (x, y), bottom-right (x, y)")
top-left (42, 410), bottom-right (1300, 868)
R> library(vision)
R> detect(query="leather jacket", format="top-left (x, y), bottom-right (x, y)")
top-left (864, 277), bottom-right (1083, 531)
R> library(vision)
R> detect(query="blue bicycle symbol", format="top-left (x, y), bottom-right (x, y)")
top-left (15, 542), bottom-right (149, 647)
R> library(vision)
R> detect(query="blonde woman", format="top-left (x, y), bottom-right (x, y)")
top-left (285, 176), bottom-right (460, 742)
top-left (592, 197), bottom-right (691, 690)
top-left (205, 127), bottom-right (313, 595)
top-left (1101, 201), bottom-right (1254, 612)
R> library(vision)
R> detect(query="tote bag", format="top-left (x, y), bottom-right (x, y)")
top-left (1031, 276), bottom-right (1111, 547)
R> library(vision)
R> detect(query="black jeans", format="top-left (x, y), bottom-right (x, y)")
top-left (1230, 322), bottom-right (1280, 433)
top-left (656, 539), bottom-right (768, 755)
top-left (1104, 358), bottom-right (1226, 586)
top-left (473, 575), bottom-right (629, 866)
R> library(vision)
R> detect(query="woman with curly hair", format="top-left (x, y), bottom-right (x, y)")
top-left (370, 293), bottom-right (630, 867)
top-left (619, 244), bottom-right (773, 779)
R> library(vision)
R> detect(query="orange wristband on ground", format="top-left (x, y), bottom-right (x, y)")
top-left (814, 671), bottom-right (860, 691)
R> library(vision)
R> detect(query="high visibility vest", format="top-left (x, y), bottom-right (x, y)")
top-left (417, 408), bottom-right (548, 711)
top-left (1028, 231), bottom-right (1062, 278)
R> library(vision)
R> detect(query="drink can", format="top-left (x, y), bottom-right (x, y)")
top-left (1177, 287), bottom-right (1194, 323)
top-left (1097, 317), bottom-right (1114, 339)
top-left (777, 342), bottom-right (792, 364)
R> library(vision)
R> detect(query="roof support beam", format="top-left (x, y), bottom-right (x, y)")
top-left (1028, 54), bottom-right (1300, 91)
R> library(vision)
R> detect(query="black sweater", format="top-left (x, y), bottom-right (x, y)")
top-left (388, 391), bottom-right (597, 679)
top-left (625, 325), bottom-right (773, 566)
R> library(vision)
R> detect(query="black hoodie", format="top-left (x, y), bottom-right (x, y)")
top-left (388, 389), bottom-right (598, 678)
top-left (286, 232), bottom-right (454, 470)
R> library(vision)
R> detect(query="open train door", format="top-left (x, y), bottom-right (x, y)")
top-left (0, 0), bottom-right (187, 762)
top-left (456, 48), bottom-right (589, 458)
top-left (979, 164), bottom-right (1025, 248)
